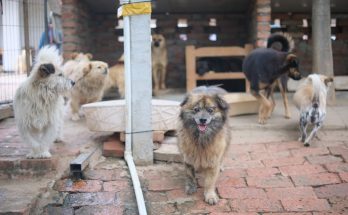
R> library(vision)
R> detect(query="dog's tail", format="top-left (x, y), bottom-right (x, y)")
top-left (35, 46), bottom-right (63, 66)
top-left (267, 32), bottom-right (294, 52)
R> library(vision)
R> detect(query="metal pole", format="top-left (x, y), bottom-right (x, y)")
top-left (123, 0), bottom-right (153, 165)
top-left (23, 0), bottom-right (30, 76)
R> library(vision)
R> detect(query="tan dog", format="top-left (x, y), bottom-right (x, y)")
top-left (178, 86), bottom-right (230, 205)
top-left (104, 55), bottom-right (125, 98)
top-left (68, 61), bottom-right (109, 121)
top-left (152, 34), bottom-right (168, 94)
top-left (63, 52), bottom-right (93, 78)
top-left (293, 74), bottom-right (333, 146)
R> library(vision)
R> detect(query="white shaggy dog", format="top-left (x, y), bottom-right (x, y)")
top-left (14, 46), bottom-right (75, 158)
top-left (293, 74), bottom-right (333, 147)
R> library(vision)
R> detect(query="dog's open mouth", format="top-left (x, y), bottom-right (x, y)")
top-left (198, 124), bottom-right (208, 132)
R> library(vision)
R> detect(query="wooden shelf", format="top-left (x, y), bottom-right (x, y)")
top-left (185, 45), bottom-right (253, 92)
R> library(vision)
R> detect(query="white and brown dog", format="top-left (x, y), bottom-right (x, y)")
top-left (293, 74), bottom-right (333, 146)
top-left (14, 46), bottom-right (75, 158)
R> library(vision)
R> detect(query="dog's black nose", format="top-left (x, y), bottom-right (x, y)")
top-left (154, 42), bottom-right (160, 47)
top-left (199, 118), bottom-right (207, 124)
top-left (71, 80), bottom-right (75, 86)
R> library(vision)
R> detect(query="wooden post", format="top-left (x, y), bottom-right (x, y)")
top-left (312, 0), bottom-right (336, 104)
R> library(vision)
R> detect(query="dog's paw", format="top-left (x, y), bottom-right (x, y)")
top-left (26, 151), bottom-right (51, 159)
top-left (185, 182), bottom-right (197, 195)
top-left (54, 137), bottom-right (63, 143)
top-left (258, 117), bottom-right (267, 124)
top-left (304, 142), bottom-right (310, 147)
top-left (285, 114), bottom-right (291, 119)
top-left (204, 191), bottom-right (219, 205)
top-left (71, 114), bottom-right (80, 121)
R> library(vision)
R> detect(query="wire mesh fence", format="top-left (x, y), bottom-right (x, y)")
top-left (0, 0), bottom-right (48, 104)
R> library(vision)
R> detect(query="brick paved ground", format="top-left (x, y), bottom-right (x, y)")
top-left (138, 139), bottom-right (348, 214)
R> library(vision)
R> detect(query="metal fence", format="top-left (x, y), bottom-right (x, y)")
top-left (0, 0), bottom-right (59, 104)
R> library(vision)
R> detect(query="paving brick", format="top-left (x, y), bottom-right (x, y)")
top-left (19, 158), bottom-right (57, 171)
top-left (291, 147), bottom-right (330, 157)
top-left (102, 137), bottom-right (124, 158)
top-left (247, 176), bottom-right (293, 188)
top-left (328, 145), bottom-right (348, 156)
top-left (306, 155), bottom-right (343, 165)
top-left (0, 158), bottom-right (16, 170)
top-left (229, 144), bottom-right (266, 154)
top-left (146, 191), bottom-right (168, 202)
top-left (325, 163), bottom-right (348, 173)
top-left (84, 169), bottom-right (128, 181)
top-left (314, 183), bottom-right (348, 198)
top-left (147, 177), bottom-right (183, 191)
top-left (262, 157), bottom-right (305, 167)
top-left (279, 164), bottom-right (327, 176)
top-left (63, 192), bottom-right (118, 207)
top-left (210, 213), bottom-right (258, 215)
top-left (281, 198), bottom-right (330, 212)
top-left (166, 188), bottom-right (204, 201)
top-left (249, 151), bottom-right (290, 160)
top-left (339, 172), bottom-right (348, 182)
top-left (148, 202), bottom-right (176, 214)
top-left (292, 173), bottom-right (341, 186)
top-left (218, 187), bottom-right (267, 199)
top-left (54, 179), bottom-right (102, 193)
top-left (223, 160), bottom-right (264, 169)
top-left (191, 199), bottom-right (231, 214)
top-left (328, 196), bottom-right (348, 214)
top-left (75, 205), bottom-right (123, 215)
top-left (230, 198), bottom-right (283, 212)
top-left (103, 180), bottom-right (129, 192)
top-left (216, 177), bottom-right (246, 188)
top-left (266, 141), bottom-right (302, 152)
top-left (220, 169), bottom-right (247, 178)
top-left (225, 152), bottom-right (251, 161)
top-left (43, 205), bottom-right (74, 215)
top-left (246, 167), bottom-right (280, 177)
top-left (263, 213), bottom-right (311, 215)
top-left (266, 187), bottom-right (317, 200)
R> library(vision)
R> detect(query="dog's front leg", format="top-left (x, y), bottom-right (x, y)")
top-left (203, 166), bottom-right (220, 205)
top-left (255, 92), bottom-right (271, 124)
top-left (304, 122), bottom-right (322, 147)
top-left (184, 163), bottom-right (198, 195)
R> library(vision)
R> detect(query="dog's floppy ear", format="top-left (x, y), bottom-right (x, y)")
top-left (83, 63), bottom-right (92, 75)
top-left (324, 77), bottom-right (334, 86)
top-left (214, 95), bottom-right (229, 111)
top-left (285, 54), bottom-right (298, 66)
top-left (86, 53), bottom-right (93, 60)
top-left (38, 63), bottom-right (55, 78)
top-left (71, 52), bottom-right (79, 60)
top-left (180, 95), bottom-right (189, 107)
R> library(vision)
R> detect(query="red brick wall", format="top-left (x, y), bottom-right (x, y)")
top-left (249, 0), bottom-right (271, 47)
top-left (62, 0), bottom-right (95, 59)
top-left (272, 13), bottom-right (348, 76)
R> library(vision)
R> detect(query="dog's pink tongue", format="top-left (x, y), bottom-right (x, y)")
top-left (198, 124), bottom-right (207, 132)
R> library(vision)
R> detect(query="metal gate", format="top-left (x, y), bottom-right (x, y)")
top-left (0, 0), bottom-right (61, 104)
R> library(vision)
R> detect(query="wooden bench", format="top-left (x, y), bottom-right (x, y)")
top-left (185, 44), bottom-right (253, 92)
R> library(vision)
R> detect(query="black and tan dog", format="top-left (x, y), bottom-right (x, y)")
top-left (243, 33), bottom-right (302, 124)
top-left (177, 86), bottom-right (230, 205)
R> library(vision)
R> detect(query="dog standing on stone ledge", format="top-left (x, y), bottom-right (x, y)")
top-left (152, 34), bottom-right (168, 95)
top-left (14, 46), bottom-right (74, 158)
